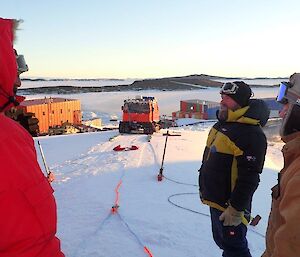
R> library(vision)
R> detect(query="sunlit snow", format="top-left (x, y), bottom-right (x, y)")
top-left (31, 85), bottom-right (282, 257)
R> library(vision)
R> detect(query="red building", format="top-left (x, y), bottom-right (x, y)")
top-left (18, 97), bottom-right (82, 134)
top-left (172, 99), bottom-right (219, 120)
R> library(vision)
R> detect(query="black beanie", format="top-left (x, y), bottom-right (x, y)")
top-left (224, 81), bottom-right (252, 107)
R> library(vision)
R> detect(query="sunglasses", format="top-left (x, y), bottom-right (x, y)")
top-left (16, 54), bottom-right (29, 75)
top-left (276, 81), bottom-right (300, 105)
top-left (276, 82), bottom-right (290, 104)
top-left (220, 82), bottom-right (239, 94)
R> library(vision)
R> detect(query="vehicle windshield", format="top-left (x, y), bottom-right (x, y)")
top-left (125, 102), bottom-right (150, 113)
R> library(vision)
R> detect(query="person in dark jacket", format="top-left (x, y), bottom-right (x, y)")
top-left (198, 81), bottom-right (269, 257)
top-left (0, 18), bottom-right (64, 257)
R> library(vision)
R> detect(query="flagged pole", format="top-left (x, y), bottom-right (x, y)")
top-left (158, 130), bottom-right (169, 181)
top-left (37, 140), bottom-right (55, 182)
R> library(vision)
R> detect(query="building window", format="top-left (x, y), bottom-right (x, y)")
top-left (60, 109), bottom-right (63, 114)
top-left (42, 112), bottom-right (45, 115)
top-left (52, 110), bottom-right (54, 114)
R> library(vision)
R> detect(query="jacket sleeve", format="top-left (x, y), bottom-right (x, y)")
top-left (0, 122), bottom-right (60, 256)
top-left (230, 131), bottom-right (267, 211)
top-left (272, 174), bottom-right (300, 257)
top-left (199, 127), bottom-right (214, 166)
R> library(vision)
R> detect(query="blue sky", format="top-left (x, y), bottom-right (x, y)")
top-left (2, 0), bottom-right (300, 79)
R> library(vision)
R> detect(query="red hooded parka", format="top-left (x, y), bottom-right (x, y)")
top-left (0, 18), bottom-right (64, 257)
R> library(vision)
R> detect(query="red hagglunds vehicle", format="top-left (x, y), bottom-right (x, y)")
top-left (119, 96), bottom-right (160, 134)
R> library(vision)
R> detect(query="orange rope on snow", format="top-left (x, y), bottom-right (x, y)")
top-left (110, 177), bottom-right (154, 256)
top-left (144, 246), bottom-right (154, 257)
top-left (112, 180), bottom-right (122, 213)
top-left (115, 180), bottom-right (122, 206)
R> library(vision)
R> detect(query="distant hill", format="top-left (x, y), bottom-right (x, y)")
top-left (19, 74), bottom-right (281, 95)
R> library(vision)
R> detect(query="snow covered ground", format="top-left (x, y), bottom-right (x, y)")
top-left (35, 128), bottom-right (282, 257)
top-left (30, 86), bottom-right (284, 257)
top-left (21, 79), bottom-right (135, 89)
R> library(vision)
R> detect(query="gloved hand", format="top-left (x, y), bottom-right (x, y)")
top-left (47, 172), bottom-right (55, 183)
top-left (219, 205), bottom-right (244, 226)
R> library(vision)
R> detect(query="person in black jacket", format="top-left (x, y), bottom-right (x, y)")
top-left (198, 81), bottom-right (269, 257)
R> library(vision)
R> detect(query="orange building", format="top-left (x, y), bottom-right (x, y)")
top-left (18, 97), bottom-right (82, 134)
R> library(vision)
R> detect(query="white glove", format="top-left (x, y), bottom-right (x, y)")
top-left (219, 205), bottom-right (244, 226)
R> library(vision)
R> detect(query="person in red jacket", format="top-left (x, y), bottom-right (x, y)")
top-left (0, 18), bottom-right (65, 257)
top-left (262, 73), bottom-right (300, 257)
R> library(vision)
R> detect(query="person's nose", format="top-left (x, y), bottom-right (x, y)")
top-left (220, 98), bottom-right (226, 106)
top-left (14, 75), bottom-right (21, 88)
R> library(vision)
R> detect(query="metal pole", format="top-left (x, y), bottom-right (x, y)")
top-left (158, 130), bottom-right (169, 181)
top-left (37, 140), bottom-right (50, 176)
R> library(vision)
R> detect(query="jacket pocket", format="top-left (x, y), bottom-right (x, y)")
top-left (200, 152), bottom-right (233, 206)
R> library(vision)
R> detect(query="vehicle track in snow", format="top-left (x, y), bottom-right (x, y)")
top-left (53, 134), bottom-right (154, 182)
top-left (70, 134), bottom-right (158, 257)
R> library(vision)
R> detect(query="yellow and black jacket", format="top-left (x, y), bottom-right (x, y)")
top-left (199, 99), bottom-right (269, 221)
